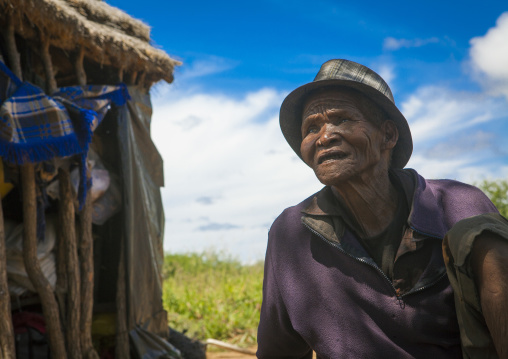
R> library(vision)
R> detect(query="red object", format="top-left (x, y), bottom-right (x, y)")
top-left (12, 312), bottom-right (46, 334)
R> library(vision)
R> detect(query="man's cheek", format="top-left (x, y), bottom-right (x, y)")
top-left (300, 142), bottom-right (313, 163)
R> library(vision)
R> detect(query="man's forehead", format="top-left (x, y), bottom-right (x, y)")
top-left (302, 89), bottom-right (362, 118)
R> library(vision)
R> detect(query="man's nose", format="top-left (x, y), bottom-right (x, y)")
top-left (317, 124), bottom-right (340, 147)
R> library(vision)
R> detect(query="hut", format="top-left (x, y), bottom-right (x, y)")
top-left (0, 0), bottom-right (181, 358)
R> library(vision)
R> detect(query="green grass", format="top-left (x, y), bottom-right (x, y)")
top-left (162, 180), bottom-right (508, 351)
top-left (162, 251), bottom-right (264, 347)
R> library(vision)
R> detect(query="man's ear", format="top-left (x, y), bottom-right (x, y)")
top-left (381, 120), bottom-right (398, 150)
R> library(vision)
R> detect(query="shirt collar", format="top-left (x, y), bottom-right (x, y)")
top-left (301, 169), bottom-right (448, 239)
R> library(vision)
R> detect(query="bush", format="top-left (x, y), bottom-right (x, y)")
top-left (162, 251), bottom-right (264, 347)
top-left (476, 179), bottom-right (508, 218)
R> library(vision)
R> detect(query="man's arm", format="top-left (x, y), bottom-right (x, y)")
top-left (471, 232), bottom-right (508, 359)
top-left (443, 212), bottom-right (508, 358)
top-left (257, 246), bottom-right (312, 359)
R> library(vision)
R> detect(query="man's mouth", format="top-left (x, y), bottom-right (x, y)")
top-left (317, 151), bottom-right (349, 164)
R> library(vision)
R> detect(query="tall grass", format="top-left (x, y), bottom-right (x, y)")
top-left (162, 251), bottom-right (264, 347)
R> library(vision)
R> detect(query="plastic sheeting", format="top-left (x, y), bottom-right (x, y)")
top-left (5, 215), bottom-right (57, 296)
top-left (116, 87), bottom-right (173, 357)
top-left (130, 326), bottom-right (182, 359)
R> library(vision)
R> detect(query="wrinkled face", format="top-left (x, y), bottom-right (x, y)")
top-left (300, 89), bottom-right (393, 186)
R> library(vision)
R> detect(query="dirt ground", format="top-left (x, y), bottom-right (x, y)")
top-left (206, 347), bottom-right (257, 358)
top-left (206, 348), bottom-right (317, 358)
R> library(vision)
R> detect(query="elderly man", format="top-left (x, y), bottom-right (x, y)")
top-left (257, 59), bottom-right (508, 359)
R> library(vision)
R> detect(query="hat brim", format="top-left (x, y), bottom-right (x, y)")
top-left (280, 79), bottom-right (413, 169)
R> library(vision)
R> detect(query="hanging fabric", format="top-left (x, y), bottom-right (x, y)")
top-left (0, 60), bottom-right (130, 208)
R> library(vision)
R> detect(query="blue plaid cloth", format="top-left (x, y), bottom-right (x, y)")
top-left (0, 60), bottom-right (130, 208)
top-left (0, 61), bottom-right (129, 164)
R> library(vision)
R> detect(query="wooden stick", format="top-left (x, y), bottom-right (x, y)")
top-left (78, 166), bottom-right (99, 359)
top-left (74, 47), bottom-right (87, 86)
top-left (40, 35), bottom-right (57, 94)
top-left (21, 164), bottom-right (67, 359)
top-left (3, 17), bottom-right (22, 80)
top-left (55, 199), bottom-right (68, 332)
top-left (137, 71), bottom-right (146, 87)
top-left (127, 71), bottom-right (137, 86)
top-left (58, 168), bottom-right (82, 359)
top-left (118, 66), bottom-right (124, 83)
top-left (10, 23), bottom-right (67, 358)
top-left (115, 240), bottom-right (130, 359)
top-left (0, 197), bottom-right (15, 358)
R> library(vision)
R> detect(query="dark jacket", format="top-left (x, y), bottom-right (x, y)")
top-left (257, 169), bottom-right (498, 359)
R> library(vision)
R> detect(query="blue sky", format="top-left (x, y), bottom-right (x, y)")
top-left (108, 0), bottom-right (506, 95)
top-left (107, 0), bottom-right (508, 262)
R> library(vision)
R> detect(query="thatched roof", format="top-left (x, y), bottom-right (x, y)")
top-left (0, 0), bottom-right (181, 83)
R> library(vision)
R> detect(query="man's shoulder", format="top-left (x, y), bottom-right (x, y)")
top-left (270, 188), bottom-right (326, 231)
top-left (402, 168), bottom-right (488, 200)
top-left (412, 170), bottom-right (498, 228)
top-left (274, 191), bottom-right (320, 220)
top-left (424, 177), bottom-right (490, 202)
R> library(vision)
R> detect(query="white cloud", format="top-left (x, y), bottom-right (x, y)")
top-left (401, 84), bottom-right (508, 183)
top-left (424, 131), bottom-right (497, 159)
top-left (179, 56), bottom-right (238, 79)
top-left (150, 79), bottom-right (508, 262)
top-left (383, 37), bottom-right (439, 51)
top-left (469, 12), bottom-right (508, 99)
top-left (151, 86), bottom-right (322, 262)
top-left (376, 64), bottom-right (395, 90)
top-left (149, 18), bottom-right (508, 261)
top-left (401, 86), bottom-right (505, 144)
top-left (161, 55), bottom-right (240, 95)
top-left (407, 154), bottom-right (508, 184)
top-left (151, 83), bottom-right (507, 262)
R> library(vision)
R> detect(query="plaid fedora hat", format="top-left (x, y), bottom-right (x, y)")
top-left (279, 59), bottom-right (412, 169)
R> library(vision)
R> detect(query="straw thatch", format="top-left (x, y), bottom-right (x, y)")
top-left (0, 0), bottom-right (181, 84)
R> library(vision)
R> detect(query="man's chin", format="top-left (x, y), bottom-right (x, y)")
top-left (313, 161), bottom-right (355, 182)
top-left (315, 172), bottom-right (355, 187)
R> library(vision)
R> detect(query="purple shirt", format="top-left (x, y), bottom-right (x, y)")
top-left (257, 169), bottom-right (498, 359)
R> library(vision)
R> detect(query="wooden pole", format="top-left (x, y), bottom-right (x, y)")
top-left (137, 72), bottom-right (146, 87)
top-left (0, 15), bottom-right (18, 357)
top-left (73, 47), bottom-right (98, 358)
top-left (21, 164), bottom-right (67, 359)
top-left (40, 35), bottom-right (57, 94)
top-left (0, 199), bottom-right (15, 358)
top-left (79, 166), bottom-right (99, 359)
top-left (127, 71), bottom-right (138, 86)
top-left (118, 66), bottom-right (124, 83)
top-left (4, 20), bottom-right (66, 358)
top-left (55, 204), bottom-right (68, 333)
top-left (58, 169), bottom-right (82, 359)
top-left (41, 29), bottom-right (74, 358)
top-left (3, 17), bottom-right (23, 81)
top-left (74, 47), bottom-right (87, 87)
top-left (115, 240), bottom-right (130, 359)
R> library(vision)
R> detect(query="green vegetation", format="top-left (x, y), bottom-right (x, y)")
top-left (160, 180), bottom-right (508, 348)
top-left (476, 179), bottom-right (508, 217)
top-left (162, 251), bottom-right (264, 347)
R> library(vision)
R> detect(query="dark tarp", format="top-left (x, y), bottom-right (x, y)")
top-left (116, 87), bottom-right (181, 358)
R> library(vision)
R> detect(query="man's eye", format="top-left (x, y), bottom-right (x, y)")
top-left (338, 118), bottom-right (350, 124)
top-left (306, 126), bottom-right (318, 134)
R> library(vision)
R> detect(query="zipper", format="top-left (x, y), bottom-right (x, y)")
top-left (303, 222), bottom-right (447, 302)
top-left (402, 271), bottom-right (447, 297)
top-left (302, 222), bottom-right (398, 296)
